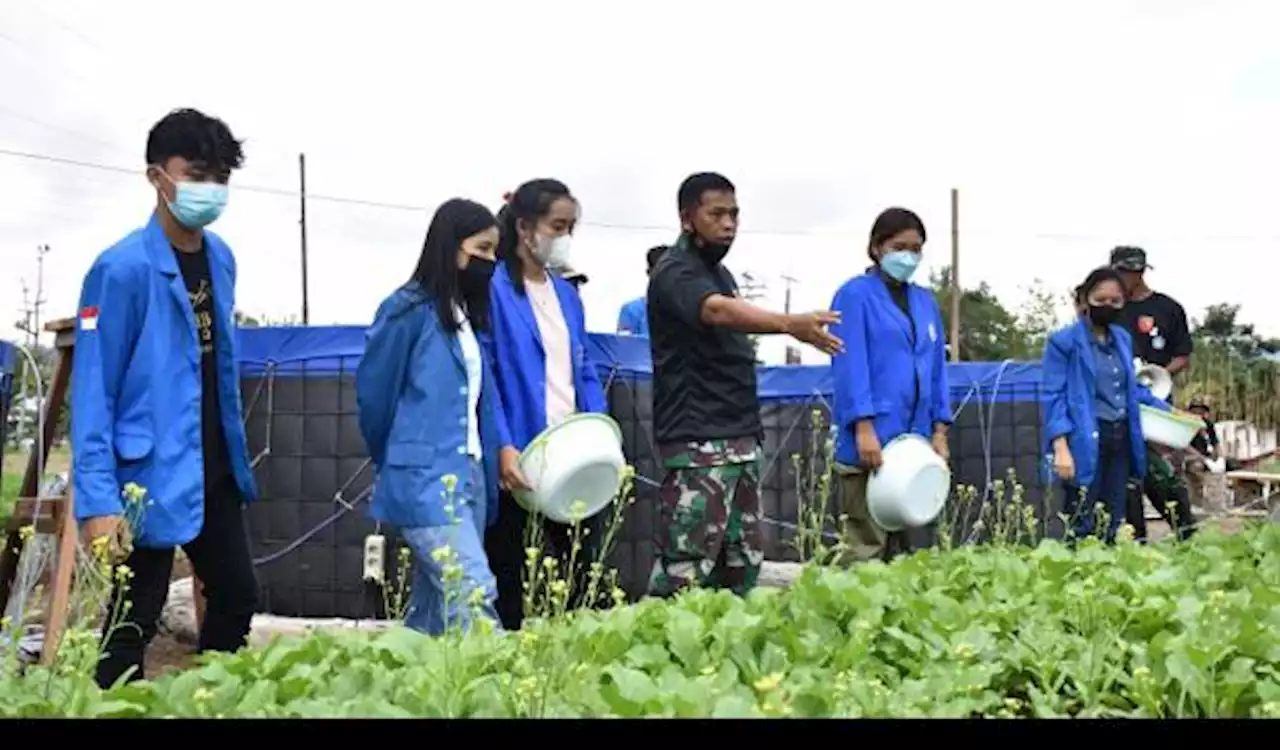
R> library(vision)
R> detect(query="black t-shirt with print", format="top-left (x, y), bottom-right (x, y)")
top-left (173, 244), bottom-right (232, 488)
top-left (1119, 291), bottom-right (1193, 369)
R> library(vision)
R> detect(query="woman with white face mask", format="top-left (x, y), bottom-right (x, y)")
top-left (480, 178), bottom-right (608, 631)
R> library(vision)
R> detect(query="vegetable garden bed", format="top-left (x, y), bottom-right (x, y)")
top-left (3, 524), bottom-right (1277, 718)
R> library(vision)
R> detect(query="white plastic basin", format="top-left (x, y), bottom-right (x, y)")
top-left (866, 434), bottom-right (951, 532)
top-left (1138, 405), bottom-right (1201, 450)
top-left (512, 413), bottom-right (626, 525)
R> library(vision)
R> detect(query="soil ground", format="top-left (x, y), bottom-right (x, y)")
top-left (144, 554), bottom-right (198, 678)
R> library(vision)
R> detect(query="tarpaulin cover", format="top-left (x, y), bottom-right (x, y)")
top-left (0, 339), bottom-right (16, 409)
top-left (234, 326), bottom-right (1045, 404)
top-left (233, 326), bottom-right (1054, 616)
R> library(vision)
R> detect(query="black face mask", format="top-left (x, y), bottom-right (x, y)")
top-left (460, 257), bottom-right (495, 301)
top-left (690, 233), bottom-right (731, 266)
top-left (1088, 303), bottom-right (1121, 327)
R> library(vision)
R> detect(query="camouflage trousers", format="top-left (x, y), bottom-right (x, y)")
top-left (647, 437), bottom-right (765, 598)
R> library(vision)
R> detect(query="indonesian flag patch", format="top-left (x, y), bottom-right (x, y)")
top-left (79, 305), bottom-right (99, 331)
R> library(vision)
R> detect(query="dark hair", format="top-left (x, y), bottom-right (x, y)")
top-left (1079, 266), bottom-right (1126, 302)
top-left (867, 207), bottom-right (927, 261)
top-left (1073, 284), bottom-right (1086, 304)
top-left (145, 108), bottom-right (244, 173)
top-left (410, 198), bottom-right (497, 333)
top-left (646, 245), bottom-right (669, 273)
top-left (677, 172), bottom-right (735, 214)
top-left (495, 178), bottom-right (575, 296)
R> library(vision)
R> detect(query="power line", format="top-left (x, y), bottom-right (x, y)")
top-left (0, 146), bottom-right (831, 237)
top-left (4, 144), bottom-right (1280, 245)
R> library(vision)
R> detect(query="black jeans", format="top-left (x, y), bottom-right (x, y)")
top-left (1063, 419), bottom-right (1130, 543)
top-left (96, 475), bottom-right (259, 688)
top-left (483, 490), bottom-right (605, 631)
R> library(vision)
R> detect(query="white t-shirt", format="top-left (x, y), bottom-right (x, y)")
top-left (454, 307), bottom-right (483, 459)
top-left (525, 275), bottom-right (576, 428)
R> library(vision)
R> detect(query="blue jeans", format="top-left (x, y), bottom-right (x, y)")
top-left (399, 459), bottom-right (502, 636)
top-left (1064, 419), bottom-right (1130, 543)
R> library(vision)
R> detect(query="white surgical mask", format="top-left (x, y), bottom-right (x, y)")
top-left (534, 234), bottom-right (572, 268)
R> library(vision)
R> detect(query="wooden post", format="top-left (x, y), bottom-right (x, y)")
top-left (299, 153), bottom-right (310, 325)
top-left (0, 318), bottom-right (79, 665)
top-left (949, 188), bottom-right (961, 362)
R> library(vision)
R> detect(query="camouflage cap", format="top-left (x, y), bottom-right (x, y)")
top-left (1110, 245), bottom-right (1153, 271)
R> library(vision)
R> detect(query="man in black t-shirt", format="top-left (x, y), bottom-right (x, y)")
top-left (645, 172), bottom-right (841, 598)
top-left (72, 109), bottom-right (261, 688)
top-left (1111, 245), bottom-right (1197, 541)
top-left (1112, 246), bottom-right (1193, 382)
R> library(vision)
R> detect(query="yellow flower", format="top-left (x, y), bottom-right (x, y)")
top-left (121, 482), bottom-right (148, 503)
top-left (753, 672), bottom-right (783, 692)
top-left (431, 545), bottom-right (452, 563)
top-left (17, 525), bottom-right (34, 542)
top-left (441, 474), bottom-right (459, 494)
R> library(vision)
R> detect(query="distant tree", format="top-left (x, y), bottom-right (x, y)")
top-left (233, 311), bottom-right (298, 328)
top-left (928, 266), bottom-right (1031, 362)
top-left (1011, 278), bottom-right (1070, 360)
top-left (1181, 302), bottom-right (1280, 424)
top-left (234, 310), bottom-right (261, 328)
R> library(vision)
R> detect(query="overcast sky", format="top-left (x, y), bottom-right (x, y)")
top-left (1, 0), bottom-right (1277, 365)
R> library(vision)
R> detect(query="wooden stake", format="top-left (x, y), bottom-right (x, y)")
top-left (949, 188), bottom-right (961, 362)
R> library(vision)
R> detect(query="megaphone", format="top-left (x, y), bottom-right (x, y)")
top-left (1134, 359), bottom-right (1173, 401)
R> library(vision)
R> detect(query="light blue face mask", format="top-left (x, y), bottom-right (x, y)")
top-left (159, 172), bottom-right (229, 229)
top-left (879, 250), bottom-right (921, 282)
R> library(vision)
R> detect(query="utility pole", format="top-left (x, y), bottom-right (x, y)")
top-left (949, 188), bottom-right (961, 362)
top-left (781, 273), bottom-right (801, 365)
top-left (739, 271), bottom-right (769, 364)
top-left (31, 244), bottom-right (49, 351)
top-left (299, 153), bottom-right (310, 325)
top-left (17, 281), bottom-right (34, 350)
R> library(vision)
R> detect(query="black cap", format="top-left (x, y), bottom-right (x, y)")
top-left (1110, 245), bottom-right (1153, 271)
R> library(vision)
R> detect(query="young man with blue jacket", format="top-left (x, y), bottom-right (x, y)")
top-left (616, 245), bottom-right (669, 336)
top-left (72, 109), bottom-right (259, 687)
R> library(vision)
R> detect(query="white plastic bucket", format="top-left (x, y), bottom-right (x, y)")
top-left (512, 413), bottom-right (626, 525)
top-left (1138, 405), bottom-right (1201, 450)
top-left (865, 434), bottom-right (951, 532)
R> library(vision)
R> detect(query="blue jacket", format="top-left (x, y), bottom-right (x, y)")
top-left (829, 270), bottom-right (951, 466)
top-left (617, 297), bottom-right (649, 337)
top-left (70, 213), bottom-right (257, 548)
top-left (356, 284), bottom-right (502, 529)
top-left (1042, 320), bottom-right (1171, 487)
top-left (483, 265), bottom-right (607, 451)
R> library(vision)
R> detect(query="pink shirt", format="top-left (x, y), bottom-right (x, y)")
top-left (526, 275), bottom-right (576, 427)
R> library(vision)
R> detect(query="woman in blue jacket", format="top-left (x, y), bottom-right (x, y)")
top-left (1043, 266), bottom-right (1171, 543)
top-left (828, 207), bottom-right (951, 563)
top-left (481, 178), bottom-right (608, 631)
top-left (356, 198), bottom-right (508, 636)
